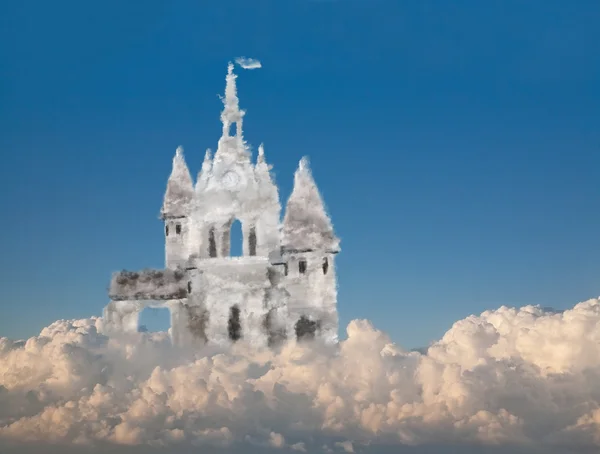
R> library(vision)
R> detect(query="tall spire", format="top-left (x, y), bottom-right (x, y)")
top-left (161, 146), bottom-right (194, 219)
top-left (220, 62), bottom-right (245, 139)
top-left (282, 157), bottom-right (339, 252)
top-left (195, 148), bottom-right (213, 193)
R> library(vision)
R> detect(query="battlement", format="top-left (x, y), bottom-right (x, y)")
top-left (109, 269), bottom-right (189, 301)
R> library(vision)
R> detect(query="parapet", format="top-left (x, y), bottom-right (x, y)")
top-left (109, 268), bottom-right (189, 301)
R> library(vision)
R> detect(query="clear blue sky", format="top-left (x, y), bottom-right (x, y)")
top-left (1, 0), bottom-right (599, 349)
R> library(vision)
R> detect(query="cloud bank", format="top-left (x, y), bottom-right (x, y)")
top-left (2, 299), bottom-right (600, 452)
top-left (235, 57), bottom-right (262, 70)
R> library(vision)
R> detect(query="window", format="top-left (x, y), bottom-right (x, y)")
top-left (295, 316), bottom-right (318, 341)
top-left (322, 257), bottom-right (329, 275)
top-left (299, 259), bottom-right (307, 274)
top-left (165, 225), bottom-right (169, 236)
top-left (208, 227), bottom-right (217, 257)
top-left (249, 226), bottom-right (257, 256)
top-left (228, 305), bottom-right (242, 341)
top-left (284, 263), bottom-right (289, 276)
top-left (176, 224), bottom-right (181, 235)
top-left (187, 281), bottom-right (192, 294)
top-left (229, 219), bottom-right (243, 256)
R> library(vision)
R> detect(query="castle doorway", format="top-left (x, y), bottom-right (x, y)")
top-left (138, 305), bottom-right (171, 333)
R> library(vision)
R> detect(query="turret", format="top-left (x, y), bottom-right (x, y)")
top-left (281, 157), bottom-right (339, 344)
top-left (282, 157), bottom-right (339, 253)
top-left (195, 63), bottom-right (261, 259)
top-left (162, 146), bottom-right (194, 269)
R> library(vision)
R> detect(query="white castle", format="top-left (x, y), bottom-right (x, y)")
top-left (103, 63), bottom-right (340, 348)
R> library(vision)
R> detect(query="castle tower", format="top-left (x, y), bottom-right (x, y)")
top-left (193, 63), bottom-right (280, 260)
top-left (281, 157), bottom-right (340, 344)
top-left (161, 146), bottom-right (194, 269)
top-left (188, 63), bottom-right (283, 347)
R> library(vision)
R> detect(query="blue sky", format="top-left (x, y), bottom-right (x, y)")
top-left (1, 0), bottom-right (599, 349)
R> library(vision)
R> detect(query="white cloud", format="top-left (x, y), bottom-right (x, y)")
top-left (3, 299), bottom-right (600, 452)
top-left (335, 440), bottom-right (354, 452)
top-left (235, 57), bottom-right (262, 69)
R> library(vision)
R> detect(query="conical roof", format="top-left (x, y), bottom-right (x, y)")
top-left (282, 157), bottom-right (339, 252)
top-left (254, 144), bottom-right (279, 202)
top-left (195, 148), bottom-right (213, 194)
top-left (161, 146), bottom-right (194, 219)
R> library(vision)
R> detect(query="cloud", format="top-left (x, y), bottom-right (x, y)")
top-left (235, 57), bottom-right (262, 70)
top-left (3, 299), bottom-right (600, 452)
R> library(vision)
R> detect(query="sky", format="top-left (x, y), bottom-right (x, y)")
top-left (1, 0), bottom-right (600, 349)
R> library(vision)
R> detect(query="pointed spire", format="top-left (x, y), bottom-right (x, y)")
top-left (220, 62), bottom-right (245, 138)
top-left (254, 143), bottom-right (279, 203)
top-left (161, 146), bottom-right (194, 219)
top-left (195, 148), bottom-right (213, 193)
top-left (282, 157), bottom-right (339, 252)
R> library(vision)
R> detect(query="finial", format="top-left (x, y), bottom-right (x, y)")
top-left (203, 148), bottom-right (212, 162)
top-left (257, 143), bottom-right (265, 163)
top-left (176, 145), bottom-right (184, 157)
top-left (298, 156), bottom-right (310, 171)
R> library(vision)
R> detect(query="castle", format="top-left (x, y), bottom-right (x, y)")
top-left (103, 63), bottom-right (340, 348)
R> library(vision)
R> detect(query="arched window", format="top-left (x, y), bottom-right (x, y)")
top-left (187, 281), bottom-right (192, 294)
top-left (208, 227), bottom-right (217, 258)
top-left (229, 219), bottom-right (243, 257)
top-left (295, 316), bottom-right (317, 341)
top-left (165, 225), bottom-right (169, 236)
top-left (249, 226), bottom-right (257, 256)
top-left (228, 305), bottom-right (242, 341)
top-left (176, 224), bottom-right (181, 235)
top-left (284, 263), bottom-right (289, 276)
top-left (322, 257), bottom-right (329, 275)
top-left (299, 259), bottom-right (307, 274)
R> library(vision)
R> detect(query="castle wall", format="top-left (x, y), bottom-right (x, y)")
top-left (282, 251), bottom-right (339, 344)
top-left (191, 256), bottom-right (273, 347)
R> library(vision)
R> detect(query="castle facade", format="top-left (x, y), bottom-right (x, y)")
top-left (103, 63), bottom-right (340, 348)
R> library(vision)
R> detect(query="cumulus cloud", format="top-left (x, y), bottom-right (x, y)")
top-left (235, 57), bottom-right (262, 69)
top-left (3, 299), bottom-right (600, 453)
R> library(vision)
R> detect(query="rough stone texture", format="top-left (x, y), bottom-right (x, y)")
top-left (109, 269), bottom-right (188, 301)
top-left (103, 63), bottom-right (340, 348)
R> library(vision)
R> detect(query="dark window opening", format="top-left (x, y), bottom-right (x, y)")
top-left (284, 263), bottom-right (288, 276)
top-left (165, 225), bottom-right (169, 236)
top-left (176, 224), bottom-right (181, 235)
top-left (295, 316), bottom-right (318, 342)
top-left (299, 259), bottom-right (307, 274)
top-left (249, 226), bottom-right (257, 256)
top-left (208, 227), bottom-right (217, 258)
top-left (228, 305), bottom-right (242, 341)
top-left (187, 281), bottom-right (192, 294)
top-left (322, 257), bottom-right (329, 275)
